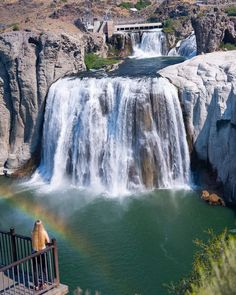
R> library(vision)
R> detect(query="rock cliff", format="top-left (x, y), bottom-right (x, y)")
top-left (192, 10), bottom-right (236, 54)
top-left (159, 51), bottom-right (236, 202)
top-left (0, 30), bottom-right (104, 173)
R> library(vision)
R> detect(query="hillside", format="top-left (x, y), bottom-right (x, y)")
top-left (0, 0), bottom-right (161, 35)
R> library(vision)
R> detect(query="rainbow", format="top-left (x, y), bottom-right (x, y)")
top-left (0, 181), bottom-right (114, 288)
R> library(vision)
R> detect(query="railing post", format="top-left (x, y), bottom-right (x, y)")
top-left (10, 228), bottom-right (17, 262)
top-left (52, 238), bottom-right (60, 286)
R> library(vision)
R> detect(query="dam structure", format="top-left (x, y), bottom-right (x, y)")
top-left (86, 20), bottom-right (163, 38)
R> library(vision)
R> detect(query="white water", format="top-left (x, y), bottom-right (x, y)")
top-left (168, 33), bottom-right (197, 59)
top-left (33, 77), bottom-right (190, 195)
top-left (131, 30), bottom-right (168, 58)
top-left (130, 30), bottom-right (196, 59)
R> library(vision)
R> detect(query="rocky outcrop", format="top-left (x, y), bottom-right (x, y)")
top-left (108, 33), bottom-right (133, 57)
top-left (0, 30), bottom-right (104, 173)
top-left (192, 10), bottom-right (236, 54)
top-left (155, 0), bottom-right (199, 22)
top-left (155, 0), bottom-right (198, 45)
top-left (159, 51), bottom-right (236, 203)
top-left (168, 33), bottom-right (197, 59)
top-left (154, 0), bottom-right (236, 55)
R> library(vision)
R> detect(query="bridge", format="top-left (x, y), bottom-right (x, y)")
top-left (0, 228), bottom-right (68, 294)
top-left (114, 22), bottom-right (163, 33)
top-left (86, 20), bottom-right (163, 38)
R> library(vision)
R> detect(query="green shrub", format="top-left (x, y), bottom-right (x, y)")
top-left (135, 0), bottom-right (151, 10)
top-left (220, 42), bottom-right (236, 50)
top-left (119, 0), bottom-right (151, 10)
top-left (163, 18), bottom-right (175, 34)
top-left (84, 53), bottom-right (119, 70)
top-left (166, 229), bottom-right (236, 295)
top-left (119, 2), bottom-right (132, 9)
top-left (12, 23), bottom-right (20, 31)
top-left (147, 16), bottom-right (159, 23)
top-left (225, 6), bottom-right (236, 16)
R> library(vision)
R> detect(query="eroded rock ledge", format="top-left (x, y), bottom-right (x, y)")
top-left (0, 31), bottom-right (104, 173)
top-left (159, 51), bottom-right (236, 203)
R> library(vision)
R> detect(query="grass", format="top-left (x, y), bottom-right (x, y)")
top-left (166, 229), bottom-right (236, 295)
top-left (162, 16), bottom-right (188, 34)
top-left (119, 0), bottom-right (151, 11)
top-left (84, 53), bottom-right (119, 70)
top-left (119, 2), bottom-right (132, 9)
top-left (162, 18), bottom-right (175, 34)
top-left (220, 42), bottom-right (236, 51)
top-left (12, 23), bottom-right (20, 31)
top-left (225, 6), bottom-right (236, 17)
top-left (135, 0), bottom-right (151, 10)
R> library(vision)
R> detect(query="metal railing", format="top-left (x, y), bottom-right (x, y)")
top-left (0, 228), bottom-right (60, 294)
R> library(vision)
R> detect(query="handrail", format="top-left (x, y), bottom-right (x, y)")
top-left (0, 244), bottom-right (54, 272)
top-left (0, 229), bottom-right (60, 293)
top-left (0, 228), bottom-right (32, 241)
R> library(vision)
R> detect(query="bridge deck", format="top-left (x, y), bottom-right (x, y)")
top-left (114, 22), bottom-right (162, 32)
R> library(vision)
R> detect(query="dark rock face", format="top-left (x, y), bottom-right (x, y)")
top-left (0, 31), bottom-right (104, 172)
top-left (154, 0), bottom-right (236, 55)
top-left (152, 0), bottom-right (198, 51)
top-left (155, 0), bottom-right (198, 21)
top-left (108, 33), bottom-right (133, 57)
top-left (192, 11), bottom-right (236, 54)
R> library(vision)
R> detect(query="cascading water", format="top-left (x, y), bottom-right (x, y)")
top-left (131, 30), bottom-right (168, 58)
top-left (34, 76), bottom-right (190, 195)
top-left (168, 33), bottom-right (197, 59)
top-left (130, 30), bottom-right (196, 59)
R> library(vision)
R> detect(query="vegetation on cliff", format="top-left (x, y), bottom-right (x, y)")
top-left (84, 53), bottom-right (118, 70)
top-left (220, 42), bottom-right (236, 50)
top-left (167, 229), bottom-right (236, 295)
top-left (119, 0), bottom-right (151, 11)
top-left (162, 18), bottom-right (175, 33)
top-left (225, 6), bottom-right (236, 16)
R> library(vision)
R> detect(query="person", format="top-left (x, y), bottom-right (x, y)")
top-left (32, 220), bottom-right (50, 291)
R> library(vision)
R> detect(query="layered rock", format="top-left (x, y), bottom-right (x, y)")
top-left (154, 0), bottom-right (198, 48)
top-left (159, 51), bottom-right (236, 202)
top-left (0, 30), bottom-right (104, 173)
top-left (108, 33), bottom-right (133, 57)
top-left (192, 10), bottom-right (236, 54)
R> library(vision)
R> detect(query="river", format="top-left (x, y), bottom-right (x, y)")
top-left (0, 177), bottom-right (235, 295)
top-left (0, 33), bottom-right (235, 295)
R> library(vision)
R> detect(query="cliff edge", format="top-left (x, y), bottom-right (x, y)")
top-left (159, 51), bottom-right (236, 202)
top-left (0, 30), bottom-right (104, 173)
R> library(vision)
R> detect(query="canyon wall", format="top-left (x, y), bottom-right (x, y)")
top-left (192, 11), bottom-right (236, 54)
top-left (159, 51), bottom-right (236, 202)
top-left (0, 31), bottom-right (104, 173)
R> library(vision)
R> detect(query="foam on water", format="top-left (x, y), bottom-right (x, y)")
top-left (32, 76), bottom-right (190, 195)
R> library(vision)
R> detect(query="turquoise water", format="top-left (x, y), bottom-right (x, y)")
top-left (0, 177), bottom-right (235, 295)
top-left (1, 56), bottom-right (235, 294)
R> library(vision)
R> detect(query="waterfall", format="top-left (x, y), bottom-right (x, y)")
top-left (131, 30), bottom-right (168, 58)
top-left (168, 33), bottom-right (197, 59)
top-left (35, 76), bottom-right (190, 195)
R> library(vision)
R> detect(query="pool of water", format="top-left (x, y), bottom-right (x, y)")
top-left (0, 177), bottom-right (235, 295)
top-left (1, 55), bottom-right (236, 294)
top-left (73, 56), bottom-right (185, 79)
